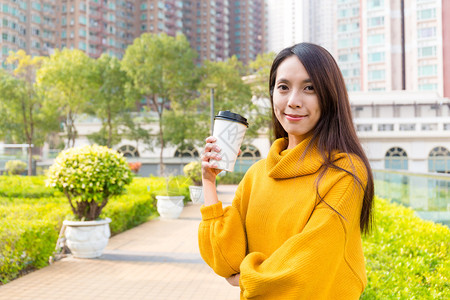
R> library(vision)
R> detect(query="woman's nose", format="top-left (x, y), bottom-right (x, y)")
top-left (287, 90), bottom-right (302, 108)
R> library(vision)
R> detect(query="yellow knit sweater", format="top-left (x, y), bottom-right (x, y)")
top-left (199, 137), bottom-right (368, 300)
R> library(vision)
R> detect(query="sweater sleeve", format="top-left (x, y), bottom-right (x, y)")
top-left (198, 183), bottom-right (248, 278)
top-left (239, 174), bottom-right (364, 299)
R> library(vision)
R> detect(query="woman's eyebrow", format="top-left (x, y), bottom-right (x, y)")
top-left (276, 78), bottom-right (312, 84)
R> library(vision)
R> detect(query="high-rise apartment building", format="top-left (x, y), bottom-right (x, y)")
top-left (0, 0), bottom-right (266, 65)
top-left (57, 0), bottom-right (136, 59)
top-left (0, 0), bottom-right (58, 67)
top-left (304, 0), bottom-right (450, 98)
top-left (229, 0), bottom-right (267, 64)
top-left (303, 0), bottom-right (335, 54)
top-left (182, 0), bottom-right (230, 63)
top-left (267, 0), bottom-right (302, 54)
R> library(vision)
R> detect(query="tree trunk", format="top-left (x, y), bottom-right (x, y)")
top-left (27, 142), bottom-right (32, 176)
top-left (158, 114), bottom-right (165, 176)
top-left (107, 105), bottom-right (112, 148)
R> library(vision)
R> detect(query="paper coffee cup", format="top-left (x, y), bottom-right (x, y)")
top-left (210, 111), bottom-right (248, 172)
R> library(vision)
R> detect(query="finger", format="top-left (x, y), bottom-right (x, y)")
top-left (201, 151), bottom-right (221, 161)
top-left (202, 161), bottom-right (219, 169)
top-left (205, 136), bottom-right (217, 143)
top-left (204, 142), bottom-right (221, 153)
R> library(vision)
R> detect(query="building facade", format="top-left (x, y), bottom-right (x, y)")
top-left (267, 0), bottom-right (303, 54)
top-left (229, 0), bottom-right (267, 64)
top-left (303, 0), bottom-right (450, 98)
top-left (0, 0), bottom-right (267, 65)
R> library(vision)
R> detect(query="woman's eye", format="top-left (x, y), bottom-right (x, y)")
top-left (305, 85), bottom-right (314, 91)
top-left (277, 84), bottom-right (288, 91)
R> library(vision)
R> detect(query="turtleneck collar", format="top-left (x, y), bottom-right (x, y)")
top-left (266, 137), bottom-right (324, 179)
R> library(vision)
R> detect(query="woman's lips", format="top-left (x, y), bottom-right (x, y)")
top-left (285, 113), bottom-right (307, 121)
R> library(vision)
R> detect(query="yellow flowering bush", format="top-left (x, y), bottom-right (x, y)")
top-left (183, 161), bottom-right (202, 186)
top-left (46, 145), bottom-right (133, 220)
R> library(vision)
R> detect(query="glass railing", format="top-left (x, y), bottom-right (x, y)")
top-left (373, 170), bottom-right (450, 227)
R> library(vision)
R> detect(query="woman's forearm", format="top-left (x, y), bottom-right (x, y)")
top-left (202, 178), bottom-right (219, 206)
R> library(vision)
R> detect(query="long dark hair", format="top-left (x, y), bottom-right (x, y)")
top-left (269, 43), bottom-right (374, 235)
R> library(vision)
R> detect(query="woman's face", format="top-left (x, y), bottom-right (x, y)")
top-left (272, 55), bottom-right (321, 149)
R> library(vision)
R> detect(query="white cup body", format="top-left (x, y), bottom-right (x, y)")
top-left (211, 119), bottom-right (247, 172)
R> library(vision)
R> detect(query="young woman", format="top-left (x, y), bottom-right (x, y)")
top-left (199, 43), bottom-right (374, 300)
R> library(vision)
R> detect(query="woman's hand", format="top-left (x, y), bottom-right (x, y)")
top-left (201, 136), bottom-right (223, 184)
top-left (226, 273), bottom-right (240, 286)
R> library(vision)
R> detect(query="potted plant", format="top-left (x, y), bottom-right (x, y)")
top-left (46, 145), bottom-right (133, 258)
top-left (155, 177), bottom-right (186, 219)
top-left (183, 161), bottom-right (204, 204)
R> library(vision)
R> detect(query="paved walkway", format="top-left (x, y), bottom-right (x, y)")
top-left (0, 185), bottom-right (240, 300)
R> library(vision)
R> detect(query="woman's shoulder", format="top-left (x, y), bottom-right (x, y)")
top-left (331, 152), bottom-right (368, 181)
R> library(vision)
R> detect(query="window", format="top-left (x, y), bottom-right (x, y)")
top-left (78, 41), bottom-right (86, 50)
top-left (79, 16), bottom-right (86, 25)
top-left (356, 124), bottom-right (373, 132)
top-left (385, 147), bottom-right (408, 170)
top-left (418, 65), bottom-right (437, 77)
top-left (419, 83), bottom-right (438, 90)
top-left (118, 145), bottom-right (139, 157)
top-left (368, 69), bottom-right (385, 81)
top-left (378, 124), bottom-right (394, 131)
top-left (399, 124), bottom-right (415, 131)
top-left (368, 16), bottom-right (384, 27)
top-left (418, 46), bottom-right (436, 57)
top-left (418, 8), bottom-right (436, 20)
top-left (368, 52), bottom-right (385, 62)
top-left (418, 27), bottom-right (436, 38)
top-left (174, 145), bottom-right (199, 158)
top-left (31, 2), bottom-right (41, 11)
top-left (368, 0), bottom-right (383, 9)
top-left (31, 14), bottom-right (41, 24)
top-left (368, 34), bottom-right (384, 45)
top-left (428, 147), bottom-right (450, 173)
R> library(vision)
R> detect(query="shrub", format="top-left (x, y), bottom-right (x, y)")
top-left (46, 145), bottom-right (133, 220)
top-left (0, 178), bottom-right (158, 284)
top-left (361, 197), bottom-right (450, 299)
top-left (0, 176), bottom-right (61, 198)
top-left (5, 160), bottom-right (27, 175)
top-left (217, 171), bottom-right (245, 184)
top-left (183, 161), bottom-right (202, 186)
top-left (148, 175), bottom-right (191, 204)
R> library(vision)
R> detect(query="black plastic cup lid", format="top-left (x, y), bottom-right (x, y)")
top-left (214, 110), bottom-right (249, 127)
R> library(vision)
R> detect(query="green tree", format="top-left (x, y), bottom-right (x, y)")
top-left (247, 52), bottom-right (276, 143)
top-left (36, 49), bottom-right (95, 148)
top-left (197, 56), bottom-right (254, 138)
top-left (0, 50), bottom-right (59, 175)
top-left (122, 33), bottom-right (198, 175)
top-left (86, 54), bottom-right (136, 148)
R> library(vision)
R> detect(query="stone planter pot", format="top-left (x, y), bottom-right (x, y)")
top-left (63, 218), bottom-right (111, 258)
top-left (156, 195), bottom-right (185, 219)
top-left (189, 186), bottom-right (204, 204)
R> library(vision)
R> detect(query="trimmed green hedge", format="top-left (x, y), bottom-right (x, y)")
top-left (0, 176), bottom-right (160, 284)
top-left (361, 197), bottom-right (450, 299)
